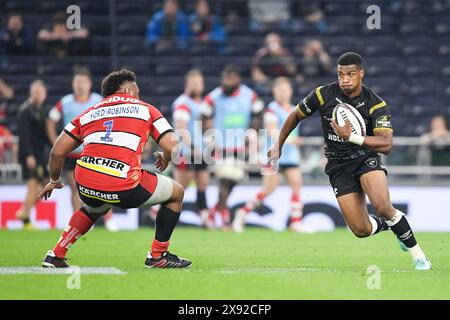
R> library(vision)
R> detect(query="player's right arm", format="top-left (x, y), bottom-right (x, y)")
top-left (47, 100), bottom-right (63, 145)
top-left (267, 86), bottom-right (322, 164)
top-left (39, 122), bottom-right (82, 200)
top-left (148, 106), bottom-right (178, 171)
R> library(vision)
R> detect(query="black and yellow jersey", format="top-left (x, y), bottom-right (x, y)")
top-left (296, 82), bottom-right (393, 160)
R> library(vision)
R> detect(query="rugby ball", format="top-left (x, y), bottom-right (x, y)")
top-left (332, 103), bottom-right (366, 136)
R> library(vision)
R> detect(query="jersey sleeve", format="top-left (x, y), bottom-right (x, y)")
top-left (63, 115), bottom-right (83, 143)
top-left (368, 92), bottom-right (393, 132)
top-left (251, 91), bottom-right (265, 114)
top-left (263, 109), bottom-right (278, 127)
top-left (172, 103), bottom-right (191, 123)
top-left (200, 94), bottom-right (214, 117)
top-left (295, 86), bottom-right (325, 119)
top-left (149, 106), bottom-right (174, 144)
top-left (48, 100), bottom-right (63, 122)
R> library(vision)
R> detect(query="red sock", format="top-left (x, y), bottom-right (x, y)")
top-left (290, 193), bottom-right (303, 223)
top-left (243, 191), bottom-right (265, 214)
top-left (208, 204), bottom-right (218, 220)
top-left (220, 208), bottom-right (231, 225)
top-left (151, 239), bottom-right (169, 258)
top-left (53, 209), bottom-right (95, 258)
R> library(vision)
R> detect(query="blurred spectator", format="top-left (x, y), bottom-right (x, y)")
top-left (248, 0), bottom-right (292, 31)
top-left (0, 77), bottom-right (14, 121)
top-left (201, 65), bottom-right (265, 229)
top-left (251, 33), bottom-right (297, 94)
top-left (0, 13), bottom-right (35, 55)
top-left (16, 80), bottom-right (51, 230)
top-left (37, 13), bottom-right (90, 58)
top-left (47, 68), bottom-right (102, 212)
top-left (217, 0), bottom-right (248, 25)
top-left (190, 0), bottom-right (226, 51)
top-left (0, 124), bottom-right (18, 164)
top-left (419, 115), bottom-right (450, 166)
top-left (145, 0), bottom-right (190, 52)
top-left (292, 2), bottom-right (327, 33)
top-left (299, 39), bottom-right (332, 77)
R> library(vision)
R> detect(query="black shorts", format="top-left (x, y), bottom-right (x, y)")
top-left (325, 154), bottom-right (387, 197)
top-left (20, 159), bottom-right (49, 181)
top-left (279, 164), bottom-right (300, 172)
top-left (64, 157), bottom-right (78, 171)
top-left (175, 153), bottom-right (209, 171)
top-left (77, 171), bottom-right (160, 209)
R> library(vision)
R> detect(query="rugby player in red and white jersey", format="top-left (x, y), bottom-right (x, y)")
top-left (38, 69), bottom-right (191, 269)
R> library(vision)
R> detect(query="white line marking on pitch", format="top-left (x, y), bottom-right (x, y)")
top-left (0, 267), bottom-right (127, 275)
top-left (211, 267), bottom-right (426, 274)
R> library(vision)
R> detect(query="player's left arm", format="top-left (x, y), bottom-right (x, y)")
top-left (364, 99), bottom-right (394, 154)
top-left (148, 106), bottom-right (178, 171)
top-left (332, 99), bottom-right (394, 154)
top-left (361, 127), bottom-right (393, 154)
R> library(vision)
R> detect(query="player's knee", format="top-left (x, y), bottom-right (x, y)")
top-left (372, 202), bottom-right (394, 218)
top-left (350, 224), bottom-right (372, 238)
top-left (171, 181), bottom-right (184, 203)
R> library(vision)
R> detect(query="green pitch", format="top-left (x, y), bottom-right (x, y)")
top-left (0, 228), bottom-right (449, 299)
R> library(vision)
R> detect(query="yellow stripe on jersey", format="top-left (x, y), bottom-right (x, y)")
top-left (315, 86), bottom-right (325, 106)
top-left (373, 127), bottom-right (393, 132)
top-left (79, 191), bottom-right (121, 204)
top-left (296, 103), bottom-right (306, 118)
top-left (76, 160), bottom-right (122, 177)
top-left (369, 101), bottom-right (387, 115)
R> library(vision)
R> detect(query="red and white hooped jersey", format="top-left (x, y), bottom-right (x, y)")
top-left (64, 93), bottom-right (174, 191)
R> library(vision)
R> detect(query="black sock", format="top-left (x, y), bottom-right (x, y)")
top-left (155, 206), bottom-right (180, 242)
top-left (370, 216), bottom-right (390, 234)
top-left (390, 215), bottom-right (418, 248)
top-left (197, 190), bottom-right (207, 210)
top-left (22, 217), bottom-right (30, 224)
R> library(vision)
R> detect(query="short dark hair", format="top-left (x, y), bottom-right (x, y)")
top-left (53, 12), bottom-right (67, 25)
top-left (338, 52), bottom-right (363, 68)
top-left (101, 69), bottom-right (136, 97)
top-left (185, 68), bottom-right (203, 80)
top-left (73, 66), bottom-right (92, 79)
top-left (8, 12), bottom-right (22, 20)
top-left (221, 65), bottom-right (241, 78)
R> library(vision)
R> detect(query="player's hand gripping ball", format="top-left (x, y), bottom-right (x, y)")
top-left (332, 103), bottom-right (366, 136)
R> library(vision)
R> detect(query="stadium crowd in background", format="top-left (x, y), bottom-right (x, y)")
top-left (419, 115), bottom-right (450, 166)
top-left (146, 0), bottom-right (227, 53)
top-left (251, 33), bottom-right (298, 94)
top-left (0, 76), bottom-right (14, 121)
top-left (0, 13), bottom-right (35, 55)
top-left (145, 0), bottom-right (191, 52)
top-left (37, 12), bottom-right (90, 57)
top-left (0, 123), bottom-right (17, 164)
top-left (190, 0), bottom-right (227, 52)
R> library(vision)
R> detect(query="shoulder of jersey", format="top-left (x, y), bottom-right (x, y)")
top-left (173, 94), bottom-right (189, 106)
top-left (314, 82), bottom-right (339, 105)
top-left (363, 85), bottom-right (384, 102)
top-left (91, 92), bottom-right (103, 102)
top-left (209, 87), bottom-right (223, 100)
top-left (60, 94), bottom-right (75, 104)
top-left (267, 101), bottom-right (278, 111)
top-left (240, 84), bottom-right (251, 92)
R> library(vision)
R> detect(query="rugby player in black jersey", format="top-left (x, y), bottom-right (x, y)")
top-left (268, 52), bottom-right (431, 270)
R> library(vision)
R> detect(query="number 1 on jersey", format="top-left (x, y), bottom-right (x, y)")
top-left (101, 120), bottom-right (114, 142)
